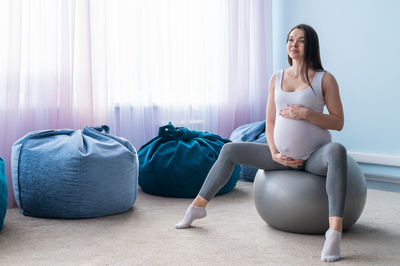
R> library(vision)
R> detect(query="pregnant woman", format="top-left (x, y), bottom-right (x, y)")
top-left (175, 24), bottom-right (347, 263)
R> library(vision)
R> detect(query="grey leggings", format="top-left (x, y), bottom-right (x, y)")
top-left (199, 142), bottom-right (348, 217)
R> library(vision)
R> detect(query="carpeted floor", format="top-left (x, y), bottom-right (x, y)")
top-left (0, 181), bottom-right (399, 266)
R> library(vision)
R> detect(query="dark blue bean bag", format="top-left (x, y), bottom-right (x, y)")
top-left (0, 157), bottom-right (6, 230)
top-left (138, 122), bottom-right (240, 198)
top-left (230, 120), bottom-right (267, 182)
top-left (11, 126), bottom-right (138, 219)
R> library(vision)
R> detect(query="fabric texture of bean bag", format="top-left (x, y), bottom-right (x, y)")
top-left (11, 126), bottom-right (138, 219)
top-left (138, 122), bottom-right (240, 198)
top-left (0, 157), bottom-right (7, 230)
top-left (230, 120), bottom-right (267, 182)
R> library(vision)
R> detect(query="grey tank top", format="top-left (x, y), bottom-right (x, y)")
top-left (273, 69), bottom-right (332, 160)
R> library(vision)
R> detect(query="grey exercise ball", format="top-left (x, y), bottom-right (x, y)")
top-left (253, 155), bottom-right (367, 234)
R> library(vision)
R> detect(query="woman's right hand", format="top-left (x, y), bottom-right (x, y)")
top-left (271, 152), bottom-right (304, 168)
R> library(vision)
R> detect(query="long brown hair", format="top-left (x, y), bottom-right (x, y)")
top-left (286, 24), bottom-right (324, 90)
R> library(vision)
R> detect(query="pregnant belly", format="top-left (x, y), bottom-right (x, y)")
top-left (274, 116), bottom-right (332, 160)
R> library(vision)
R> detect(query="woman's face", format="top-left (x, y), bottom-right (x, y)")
top-left (287, 28), bottom-right (305, 60)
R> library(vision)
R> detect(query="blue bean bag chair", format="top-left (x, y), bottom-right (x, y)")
top-left (11, 126), bottom-right (138, 219)
top-left (138, 122), bottom-right (240, 198)
top-left (230, 121), bottom-right (267, 182)
top-left (0, 157), bottom-right (7, 230)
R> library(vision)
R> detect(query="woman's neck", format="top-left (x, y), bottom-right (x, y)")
top-left (289, 60), bottom-right (303, 77)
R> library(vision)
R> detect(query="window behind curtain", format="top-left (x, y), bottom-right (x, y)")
top-left (91, 0), bottom-right (229, 107)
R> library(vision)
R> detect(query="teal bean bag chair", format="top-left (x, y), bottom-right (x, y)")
top-left (0, 157), bottom-right (7, 230)
top-left (138, 122), bottom-right (240, 198)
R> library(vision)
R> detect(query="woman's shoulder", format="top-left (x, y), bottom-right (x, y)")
top-left (321, 70), bottom-right (339, 92)
top-left (271, 70), bottom-right (283, 77)
top-left (270, 69), bottom-right (285, 81)
top-left (268, 71), bottom-right (282, 92)
top-left (268, 72), bottom-right (277, 89)
top-left (321, 70), bottom-right (337, 84)
top-left (269, 71), bottom-right (280, 83)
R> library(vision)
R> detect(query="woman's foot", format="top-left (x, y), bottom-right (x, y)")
top-left (321, 229), bottom-right (342, 262)
top-left (175, 205), bottom-right (207, 229)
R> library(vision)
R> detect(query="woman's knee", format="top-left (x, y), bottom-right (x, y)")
top-left (220, 142), bottom-right (237, 156)
top-left (325, 142), bottom-right (347, 160)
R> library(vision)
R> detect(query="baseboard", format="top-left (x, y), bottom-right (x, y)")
top-left (348, 152), bottom-right (400, 167)
top-left (365, 173), bottom-right (400, 184)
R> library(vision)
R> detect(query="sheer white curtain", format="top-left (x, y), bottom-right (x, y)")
top-left (90, 0), bottom-right (230, 146)
top-left (0, 0), bottom-right (272, 207)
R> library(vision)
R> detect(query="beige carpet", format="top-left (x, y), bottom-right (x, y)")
top-left (0, 181), bottom-right (399, 266)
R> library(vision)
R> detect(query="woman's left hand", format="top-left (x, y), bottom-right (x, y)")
top-left (279, 104), bottom-right (309, 120)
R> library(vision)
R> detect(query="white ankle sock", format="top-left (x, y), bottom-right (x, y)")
top-left (321, 229), bottom-right (342, 262)
top-left (175, 205), bottom-right (207, 229)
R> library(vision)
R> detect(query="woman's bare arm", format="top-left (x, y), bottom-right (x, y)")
top-left (266, 73), bottom-right (278, 155)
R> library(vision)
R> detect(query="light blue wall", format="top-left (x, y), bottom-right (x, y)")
top-left (272, 0), bottom-right (400, 177)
